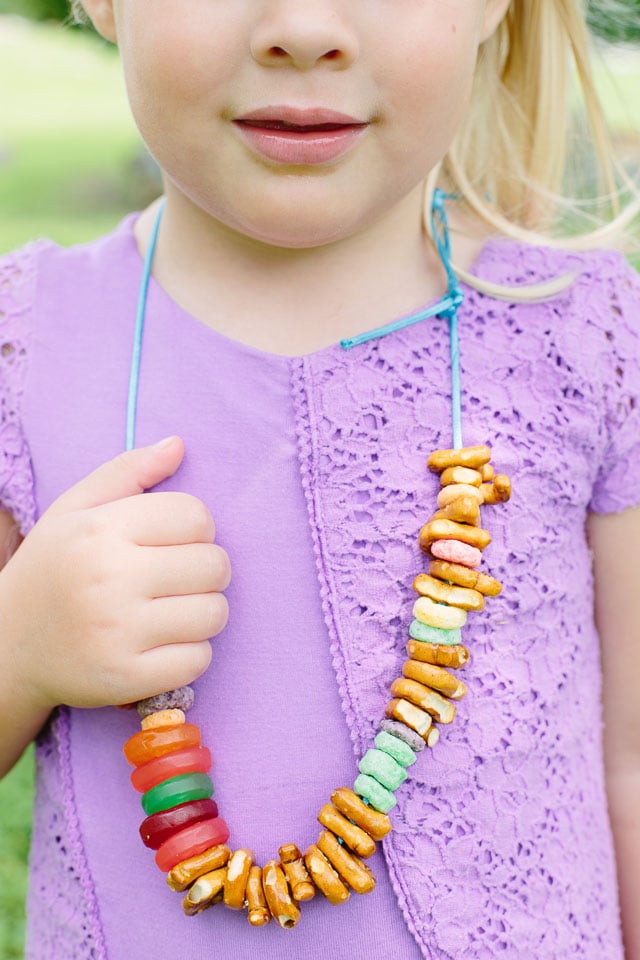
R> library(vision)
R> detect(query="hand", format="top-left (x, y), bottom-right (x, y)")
top-left (0, 436), bottom-right (230, 711)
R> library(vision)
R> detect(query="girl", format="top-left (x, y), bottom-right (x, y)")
top-left (0, 1), bottom-right (639, 958)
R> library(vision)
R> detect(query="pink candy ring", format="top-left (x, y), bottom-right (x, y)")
top-left (431, 539), bottom-right (482, 568)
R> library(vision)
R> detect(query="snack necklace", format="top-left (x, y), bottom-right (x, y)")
top-left (120, 191), bottom-right (511, 925)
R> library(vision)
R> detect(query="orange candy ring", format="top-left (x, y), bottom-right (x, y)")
top-left (123, 723), bottom-right (201, 767)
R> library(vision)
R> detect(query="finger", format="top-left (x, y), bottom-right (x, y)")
top-left (139, 593), bottom-right (230, 649)
top-left (136, 542), bottom-right (231, 598)
top-left (91, 492), bottom-right (216, 546)
top-left (45, 436), bottom-right (185, 516)
top-left (136, 640), bottom-right (214, 697)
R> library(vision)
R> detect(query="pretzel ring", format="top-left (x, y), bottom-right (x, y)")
top-left (262, 860), bottom-right (301, 929)
top-left (317, 830), bottom-right (376, 894)
top-left (403, 658), bottom-right (466, 700)
top-left (304, 845), bottom-right (350, 904)
top-left (419, 518), bottom-right (491, 553)
top-left (427, 445), bottom-right (491, 473)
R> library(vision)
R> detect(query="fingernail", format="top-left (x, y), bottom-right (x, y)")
top-left (153, 435), bottom-right (178, 449)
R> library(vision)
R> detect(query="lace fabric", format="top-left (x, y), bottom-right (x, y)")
top-left (291, 241), bottom-right (639, 957)
top-left (0, 245), bottom-right (39, 535)
top-left (2, 235), bottom-right (639, 959)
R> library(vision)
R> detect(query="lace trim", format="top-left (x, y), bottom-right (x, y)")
top-left (290, 355), bottom-right (364, 751)
top-left (27, 709), bottom-right (108, 959)
top-left (0, 246), bottom-right (39, 535)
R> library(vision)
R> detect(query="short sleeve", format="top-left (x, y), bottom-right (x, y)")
top-left (0, 245), bottom-right (39, 535)
top-left (588, 251), bottom-right (640, 514)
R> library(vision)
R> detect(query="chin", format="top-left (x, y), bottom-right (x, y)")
top-left (229, 204), bottom-right (371, 250)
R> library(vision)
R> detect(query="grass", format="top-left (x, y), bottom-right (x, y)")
top-left (0, 15), bottom-right (144, 253)
top-left (0, 16), bottom-right (638, 960)
top-left (0, 748), bottom-right (34, 960)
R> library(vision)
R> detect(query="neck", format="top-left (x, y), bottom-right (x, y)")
top-left (134, 183), bottom-right (486, 356)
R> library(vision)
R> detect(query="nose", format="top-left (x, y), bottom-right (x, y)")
top-left (250, 1), bottom-right (359, 70)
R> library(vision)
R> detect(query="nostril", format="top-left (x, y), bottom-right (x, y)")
top-left (324, 49), bottom-right (340, 59)
top-left (269, 46), bottom-right (288, 57)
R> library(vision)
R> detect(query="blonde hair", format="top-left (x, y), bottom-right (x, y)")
top-left (422, 0), bottom-right (639, 299)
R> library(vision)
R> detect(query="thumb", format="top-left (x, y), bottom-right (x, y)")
top-left (45, 436), bottom-right (185, 516)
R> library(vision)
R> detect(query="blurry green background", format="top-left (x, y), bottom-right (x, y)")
top-left (0, 3), bottom-right (638, 959)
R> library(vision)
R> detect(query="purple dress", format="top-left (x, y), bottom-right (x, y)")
top-left (1, 215), bottom-right (639, 959)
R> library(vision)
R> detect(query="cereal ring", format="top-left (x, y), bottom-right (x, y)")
top-left (409, 619), bottom-right (462, 645)
top-left (358, 748), bottom-right (407, 791)
top-left (413, 573), bottom-right (484, 611)
top-left (137, 686), bottom-right (195, 719)
top-left (379, 719), bottom-right (426, 753)
top-left (430, 539), bottom-right (482, 567)
top-left (374, 730), bottom-right (417, 767)
top-left (141, 709), bottom-right (186, 731)
top-left (353, 773), bottom-right (396, 813)
top-left (413, 596), bottom-right (467, 630)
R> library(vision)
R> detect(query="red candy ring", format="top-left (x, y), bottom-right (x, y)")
top-left (155, 816), bottom-right (230, 872)
top-left (131, 746), bottom-right (212, 793)
top-left (139, 798), bottom-right (219, 850)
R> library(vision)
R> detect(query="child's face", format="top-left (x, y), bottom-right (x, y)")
top-left (86, 0), bottom-right (509, 248)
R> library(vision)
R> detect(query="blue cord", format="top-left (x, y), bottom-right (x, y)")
top-left (342, 188), bottom-right (464, 449)
top-left (430, 189), bottom-right (465, 450)
top-left (127, 190), bottom-right (464, 452)
top-left (126, 198), bottom-right (166, 453)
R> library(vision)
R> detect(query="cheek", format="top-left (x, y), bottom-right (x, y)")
top-left (118, 16), bottom-right (234, 144)
top-left (381, 29), bottom-right (479, 163)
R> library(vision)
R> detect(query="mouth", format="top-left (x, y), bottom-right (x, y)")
top-left (233, 106), bottom-right (369, 165)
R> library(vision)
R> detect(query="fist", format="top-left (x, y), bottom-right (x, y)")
top-left (0, 436), bottom-right (230, 710)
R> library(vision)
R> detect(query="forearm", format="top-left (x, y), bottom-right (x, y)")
top-left (607, 763), bottom-right (640, 960)
top-left (0, 674), bottom-right (51, 779)
top-left (0, 569), bottom-right (52, 779)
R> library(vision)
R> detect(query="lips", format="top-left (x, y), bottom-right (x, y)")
top-left (233, 106), bottom-right (369, 165)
